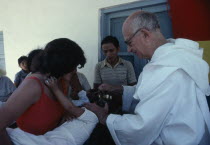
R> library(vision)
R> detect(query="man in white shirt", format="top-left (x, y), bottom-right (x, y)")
top-left (84, 11), bottom-right (210, 145)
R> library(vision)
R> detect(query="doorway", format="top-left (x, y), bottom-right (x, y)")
top-left (100, 0), bottom-right (173, 79)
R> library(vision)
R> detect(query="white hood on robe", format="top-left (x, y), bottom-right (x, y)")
top-left (153, 38), bottom-right (209, 93)
top-left (134, 38), bottom-right (209, 100)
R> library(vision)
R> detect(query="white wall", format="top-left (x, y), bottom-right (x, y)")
top-left (0, 0), bottom-right (137, 86)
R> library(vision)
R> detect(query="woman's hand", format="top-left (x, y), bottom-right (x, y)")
top-left (63, 113), bottom-right (76, 121)
top-left (63, 112), bottom-right (76, 121)
top-left (57, 112), bottom-right (76, 126)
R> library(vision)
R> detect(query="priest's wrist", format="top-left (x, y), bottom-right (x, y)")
top-left (100, 114), bottom-right (108, 125)
top-left (97, 110), bottom-right (108, 125)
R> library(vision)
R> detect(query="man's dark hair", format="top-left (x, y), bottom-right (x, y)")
top-left (31, 38), bottom-right (86, 78)
top-left (101, 36), bottom-right (119, 48)
top-left (18, 56), bottom-right (28, 65)
top-left (27, 49), bottom-right (43, 72)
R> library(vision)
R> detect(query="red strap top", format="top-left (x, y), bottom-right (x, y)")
top-left (16, 77), bottom-right (64, 135)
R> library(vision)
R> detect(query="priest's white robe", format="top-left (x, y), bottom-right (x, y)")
top-left (107, 38), bottom-right (210, 145)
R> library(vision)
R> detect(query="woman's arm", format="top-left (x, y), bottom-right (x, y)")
top-left (45, 77), bottom-right (84, 117)
top-left (0, 79), bottom-right (42, 145)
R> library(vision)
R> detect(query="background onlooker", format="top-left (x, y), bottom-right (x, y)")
top-left (91, 36), bottom-right (137, 145)
top-left (0, 68), bottom-right (16, 102)
top-left (14, 56), bottom-right (29, 87)
top-left (94, 36), bottom-right (136, 89)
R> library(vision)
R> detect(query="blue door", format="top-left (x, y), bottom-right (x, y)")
top-left (100, 0), bottom-right (173, 79)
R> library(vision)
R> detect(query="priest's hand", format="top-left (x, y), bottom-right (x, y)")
top-left (99, 84), bottom-right (123, 105)
top-left (98, 83), bottom-right (113, 91)
top-left (98, 84), bottom-right (123, 95)
top-left (84, 103), bottom-right (109, 125)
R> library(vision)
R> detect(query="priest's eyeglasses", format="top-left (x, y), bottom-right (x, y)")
top-left (124, 28), bottom-right (142, 46)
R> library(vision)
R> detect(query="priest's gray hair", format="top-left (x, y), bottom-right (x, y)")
top-left (131, 11), bottom-right (160, 33)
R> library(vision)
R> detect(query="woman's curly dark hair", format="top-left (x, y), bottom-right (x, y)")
top-left (31, 38), bottom-right (86, 78)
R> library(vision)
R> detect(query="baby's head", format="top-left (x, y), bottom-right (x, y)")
top-left (18, 56), bottom-right (28, 71)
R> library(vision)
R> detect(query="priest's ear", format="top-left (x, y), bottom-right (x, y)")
top-left (141, 28), bottom-right (152, 39)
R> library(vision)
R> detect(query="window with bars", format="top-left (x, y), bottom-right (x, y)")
top-left (0, 31), bottom-right (6, 71)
